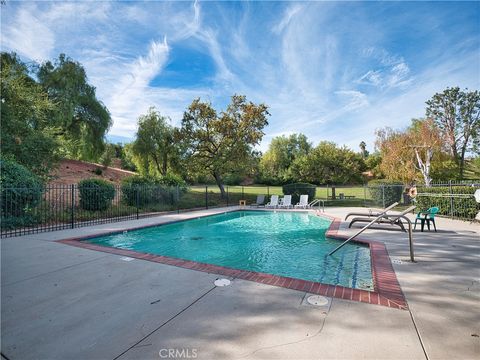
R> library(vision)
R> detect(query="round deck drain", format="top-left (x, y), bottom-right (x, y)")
top-left (307, 295), bottom-right (329, 306)
top-left (214, 278), bottom-right (231, 287)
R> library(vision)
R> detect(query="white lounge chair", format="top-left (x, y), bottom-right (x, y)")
top-left (279, 195), bottom-right (292, 208)
top-left (294, 195), bottom-right (309, 208)
top-left (266, 195), bottom-right (279, 208)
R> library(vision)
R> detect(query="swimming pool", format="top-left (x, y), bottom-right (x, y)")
top-left (85, 211), bottom-right (373, 291)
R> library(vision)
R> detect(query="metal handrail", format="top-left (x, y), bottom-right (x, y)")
top-left (328, 204), bottom-right (415, 262)
top-left (309, 199), bottom-right (325, 212)
top-left (328, 203), bottom-right (397, 255)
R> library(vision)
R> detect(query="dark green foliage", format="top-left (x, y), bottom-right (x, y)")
top-left (223, 173), bottom-right (244, 186)
top-left (0, 159), bottom-right (43, 226)
top-left (121, 176), bottom-right (186, 207)
top-left (94, 167), bottom-right (103, 175)
top-left (282, 183), bottom-right (316, 204)
top-left (181, 95), bottom-right (270, 197)
top-left (368, 179), bottom-right (404, 207)
top-left (78, 178), bottom-right (115, 211)
top-left (415, 186), bottom-right (479, 220)
top-left (132, 108), bottom-right (179, 176)
top-left (37, 54), bottom-right (112, 160)
top-left (1, 52), bottom-right (59, 176)
top-left (260, 134), bottom-right (312, 183)
top-left (289, 141), bottom-right (365, 185)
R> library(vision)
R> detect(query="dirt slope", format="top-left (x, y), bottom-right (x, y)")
top-left (49, 159), bottom-right (136, 185)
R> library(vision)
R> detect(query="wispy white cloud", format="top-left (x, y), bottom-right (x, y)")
top-left (272, 4), bottom-right (303, 34)
top-left (1, 6), bottom-right (55, 61)
top-left (1, 1), bottom-right (478, 153)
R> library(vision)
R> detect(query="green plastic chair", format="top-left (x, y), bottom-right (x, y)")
top-left (414, 207), bottom-right (439, 232)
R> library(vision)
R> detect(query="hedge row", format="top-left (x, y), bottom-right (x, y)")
top-left (78, 179), bottom-right (116, 211)
top-left (282, 183), bottom-right (316, 204)
top-left (416, 186), bottom-right (479, 220)
top-left (120, 176), bottom-right (186, 207)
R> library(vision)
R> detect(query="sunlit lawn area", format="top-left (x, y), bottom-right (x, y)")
top-left (190, 185), bottom-right (372, 200)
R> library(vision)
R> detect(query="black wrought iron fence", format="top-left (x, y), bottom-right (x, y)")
top-left (0, 184), bottom-right (259, 238)
top-left (2, 181), bottom-right (478, 237)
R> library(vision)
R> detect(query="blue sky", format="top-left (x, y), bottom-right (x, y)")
top-left (2, 1), bottom-right (479, 152)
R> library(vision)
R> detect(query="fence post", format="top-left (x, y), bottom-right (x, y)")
top-left (382, 185), bottom-right (386, 208)
top-left (70, 184), bottom-right (75, 229)
top-left (363, 183), bottom-right (367, 207)
top-left (136, 186), bottom-right (140, 220)
top-left (242, 186), bottom-right (244, 199)
top-left (176, 186), bottom-right (180, 214)
top-left (226, 186), bottom-right (229, 207)
top-left (267, 186), bottom-right (270, 197)
top-left (449, 180), bottom-right (454, 217)
top-left (205, 185), bottom-right (208, 210)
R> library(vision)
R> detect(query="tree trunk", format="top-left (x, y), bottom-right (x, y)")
top-left (162, 153), bottom-right (168, 177)
top-left (213, 171), bottom-right (226, 198)
top-left (459, 145), bottom-right (467, 179)
top-left (414, 147), bottom-right (433, 187)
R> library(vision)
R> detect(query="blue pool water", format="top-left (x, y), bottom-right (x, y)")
top-left (86, 211), bottom-right (373, 290)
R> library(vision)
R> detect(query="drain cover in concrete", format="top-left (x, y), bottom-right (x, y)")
top-left (120, 257), bottom-right (134, 261)
top-left (307, 295), bottom-right (329, 306)
top-left (214, 278), bottom-right (231, 287)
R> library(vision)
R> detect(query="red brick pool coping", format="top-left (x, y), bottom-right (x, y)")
top-left (57, 211), bottom-right (407, 310)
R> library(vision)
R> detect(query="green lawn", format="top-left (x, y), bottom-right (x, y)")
top-left (190, 184), bottom-right (372, 200)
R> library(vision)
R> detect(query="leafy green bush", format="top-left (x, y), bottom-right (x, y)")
top-left (368, 179), bottom-right (404, 207)
top-left (0, 158), bottom-right (44, 218)
top-left (121, 175), bottom-right (186, 207)
top-left (78, 178), bottom-right (115, 211)
top-left (282, 183), bottom-right (316, 204)
top-left (416, 186), bottom-right (479, 220)
top-left (223, 173), bottom-right (243, 186)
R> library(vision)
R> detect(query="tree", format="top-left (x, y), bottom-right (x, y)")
top-left (181, 95), bottom-right (270, 197)
top-left (426, 87), bottom-right (480, 178)
top-left (409, 119), bottom-right (443, 186)
top-left (359, 141), bottom-right (369, 158)
top-left (375, 119), bottom-right (446, 185)
top-left (0, 52), bottom-right (59, 176)
top-left (365, 153), bottom-right (383, 178)
top-left (290, 141), bottom-right (364, 185)
top-left (259, 134), bottom-right (312, 184)
top-left (37, 54), bottom-right (112, 160)
top-left (131, 107), bottom-right (178, 176)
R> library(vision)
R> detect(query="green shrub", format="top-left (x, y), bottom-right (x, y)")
top-left (223, 173), bottom-right (243, 186)
top-left (282, 183), bottom-right (316, 204)
top-left (78, 178), bottom-right (115, 211)
top-left (94, 167), bottom-right (103, 175)
top-left (415, 186), bottom-right (479, 220)
top-left (121, 175), bottom-right (186, 207)
top-left (156, 173), bottom-right (187, 190)
top-left (0, 158), bottom-right (44, 218)
top-left (368, 179), bottom-right (404, 207)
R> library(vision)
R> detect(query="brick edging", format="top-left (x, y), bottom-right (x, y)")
top-left (56, 210), bottom-right (407, 310)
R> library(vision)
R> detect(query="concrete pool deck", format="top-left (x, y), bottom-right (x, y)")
top-left (1, 207), bottom-right (479, 359)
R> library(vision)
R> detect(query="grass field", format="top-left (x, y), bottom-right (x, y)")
top-left (190, 185), bottom-right (372, 200)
